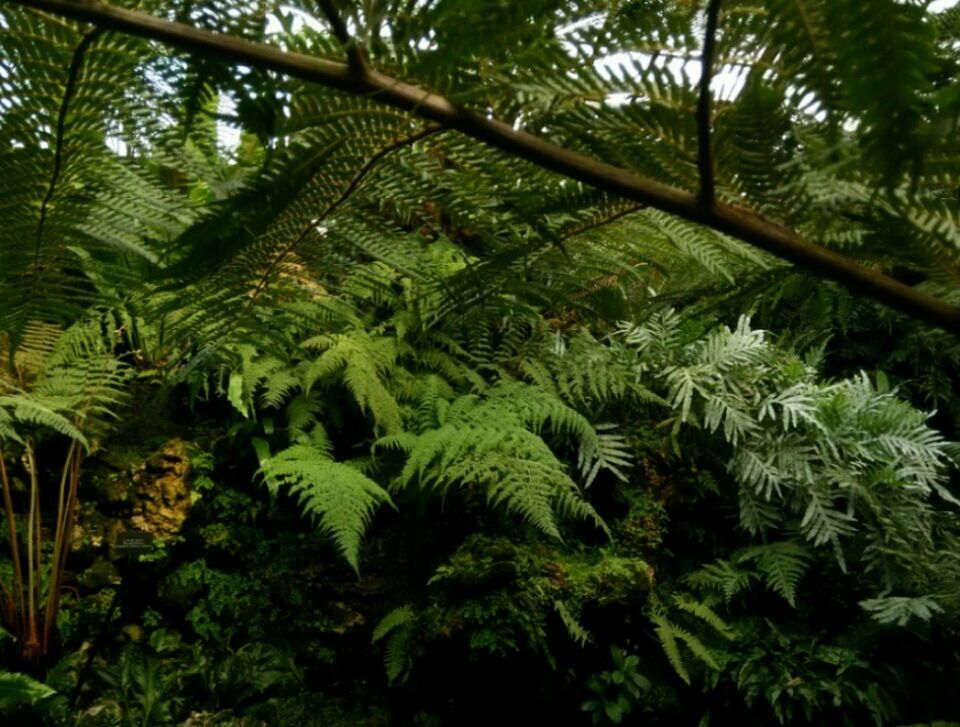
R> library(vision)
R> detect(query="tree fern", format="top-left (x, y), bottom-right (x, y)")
top-left (827, 0), bottom-right (940, 183)
top-left (0, 318), bottom-right (130, 446)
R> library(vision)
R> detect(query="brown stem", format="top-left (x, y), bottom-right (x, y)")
top-left (9, 0), bottom-right (960, 333)
top-left (43, 439), bottom-right (78, 649)
top-left (696, 0), bottom-right (722, 207)
top-left (23, 440), bottom-right (40, 661)
top-left (0, 578), bottom-right (15, 628)
top-left (0, 451), bottom-right (25, 637)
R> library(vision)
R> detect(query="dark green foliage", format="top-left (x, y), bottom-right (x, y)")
top-left (580, 646), bottom-right (650, 725)
top-left (1, 0), bottom-right (960, 724)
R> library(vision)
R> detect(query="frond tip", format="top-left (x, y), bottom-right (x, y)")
top-left (258, 443), bottom-right (394, 572)
top-left (372, 604), bottom-right (416, 685)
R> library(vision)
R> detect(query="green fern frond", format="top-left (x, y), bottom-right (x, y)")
top-left (304, 332), bottom-right (402, 434)
top-left (579, 424), bottom-right (633, 488)
top-left (650, 615), bottom-right (690, 685)
top-left (372, 604), bottom-right (416, 643)
top-left (828, 0), bottom-right (940, 182)
top-left (554, 600), bottom-right (592, 647)
top-left (372, 604), bottom-right (416, 685)
top-left (686, 559), bottom-right (755, 603)
top-left (736, 540), bottom-right (813, 608)
top-left (385, 382), bottom-right (608, 540)
top-left (858, 594), bottom-right (944, 626)
top-left (383, 629), bottom-right (413, 686)
top-left (0, 396), bottom-right (87, 446)
top-left (672, 595), bottom-right (735, 640)
top-left (258, 443), bottom-right (394, 572)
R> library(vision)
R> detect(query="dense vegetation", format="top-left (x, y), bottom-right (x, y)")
top-left (1, 0), bottom-right (959, 724)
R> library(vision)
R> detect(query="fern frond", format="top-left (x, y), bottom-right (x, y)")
top-left (858, 594), bottom-right (944, 626)
top-left (371, 604), bottom-right (416, 643)
top-left (686, 559), bottom-right (755, 603)
top-left (304, 332), bottom-right (402, 434)
top-left (372, 604), bottom-right (416, 685)
top-left (258, 443), bottom-right (394, 572)
top-left (651, 615), bottom-right (690, 685)
top-left (554, 600), bottom-right (592, 647)
top-left (672, 595), bottom-right (735, 640)
top-left (736, 540), bottom-right (813, 608)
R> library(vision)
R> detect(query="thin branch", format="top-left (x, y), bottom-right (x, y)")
top-left (697, 0), bottom-right (722, 207)
top-left (316, 0), bottom-right (368, 74)
top-left (241, 125), bottom-right (443, 317)
top-left (32, 28), bottom-right (102, 274)
top-left (561, 204), bottom-right (646, 241)
top-left (9, 0), bottom-right (960, 334)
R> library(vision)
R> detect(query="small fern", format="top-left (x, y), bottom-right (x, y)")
top-left (554, 600), bottom-right (592, 647)
top-left (303, 331), bottom-right (402, 434)
top-left (736, 541), bottom-right (813, 608)
top-left (650, 593), bottom-right (734, 685)
top-left (686, 559), bottom-right (755, 604)
top-left (372, 604), bottom-right (416, 685)
top-left (859, 595), bottom-right (944, 626)
top-left (672, 595), bottom-right (735, 641)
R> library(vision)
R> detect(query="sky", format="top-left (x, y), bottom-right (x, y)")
top-left (217, 0), bottom-right (960, 151)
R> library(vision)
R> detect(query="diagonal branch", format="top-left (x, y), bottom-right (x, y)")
top-left (9, 0), bottom-right (960, 334)
top-left (697, 0), bottom-right (722, 208)
top-left (33, 28), bottom-right (102, 273)
top-left (240, 125), bottom-right (443, 317)
top-left (561, 204), bottom-right (646, 241)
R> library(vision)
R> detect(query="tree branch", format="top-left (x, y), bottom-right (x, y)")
top-left (697, 0), bottom-right (722, 208)
top-left (9, 0), bottom-right (960, 334)
top-left (316, 0), bottom-right (368, 74)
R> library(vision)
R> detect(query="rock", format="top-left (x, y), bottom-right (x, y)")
top-left (323, 601), bottom-right (366, 634)
top-left (75, 438), bottom-right (197, 564)
top-left (128, 439), bottom-right (194, 537)
top-left (71, 505), bottom-right (124, 563)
